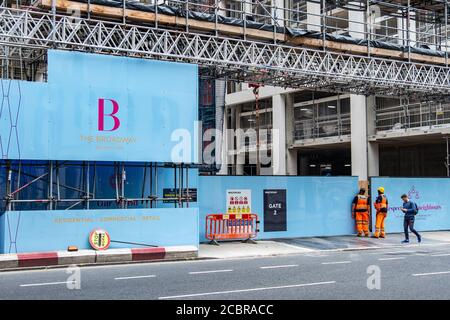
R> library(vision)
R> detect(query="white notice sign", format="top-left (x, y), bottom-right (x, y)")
top-left (226, 189), bottom-right (252, 214)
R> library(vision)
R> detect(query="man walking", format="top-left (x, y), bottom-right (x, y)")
top-left (401, 194), bottom-right (422, 244)
top-left (352, 188), bottom-right (370, 237)
top-left (373, 187), bottom-right (388, 238)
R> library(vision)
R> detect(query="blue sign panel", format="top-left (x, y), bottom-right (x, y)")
top-left (0, 50), bottom-right (198, 162)
top-left (198, 175), bottom-right (359, 241)
top-left (371, 177), bottom-right (450, 233)
top-left (0, 208), bottom-right (199, 253)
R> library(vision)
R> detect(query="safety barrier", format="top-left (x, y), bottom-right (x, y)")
top-left (205, 213), bottom-right (260, 245)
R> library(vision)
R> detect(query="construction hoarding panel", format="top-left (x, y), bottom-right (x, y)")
top-left (0, 50), bottom-right (198, 162)
top-left (370, 177), bottom-right (450, 233)
top-left (0, 207), bottom-right (199, 254)
top-left (198, 176), bottom-right (358, 241)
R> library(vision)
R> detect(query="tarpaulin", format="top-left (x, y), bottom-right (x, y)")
top-left (72, 0), bottom-right (446, 58)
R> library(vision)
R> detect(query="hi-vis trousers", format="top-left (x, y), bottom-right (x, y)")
top-left (355, 212), bottom-right (370, 237)
top-left (374, 212), bottom-right (387, 238)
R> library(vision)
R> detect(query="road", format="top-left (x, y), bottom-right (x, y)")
top-left (2, 242), bottom-right (450, 300)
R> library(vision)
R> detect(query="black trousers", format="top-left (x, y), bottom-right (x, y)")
top-left (404, 217), bottom-right (420, 241)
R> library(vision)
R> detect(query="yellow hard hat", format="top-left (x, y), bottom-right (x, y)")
top-left (377, 187), bottom-right (385, 193)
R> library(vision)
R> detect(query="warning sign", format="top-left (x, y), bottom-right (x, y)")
top-left (226, 189), bottom-right (252, 214)
top-left (89, 229), bottom-right (111, 250)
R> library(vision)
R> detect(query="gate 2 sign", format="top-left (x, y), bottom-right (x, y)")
top-left (263, 189), bottom-right (287, 232)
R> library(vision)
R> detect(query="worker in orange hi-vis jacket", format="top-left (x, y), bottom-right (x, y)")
top-left (373, 187), bottom-right (388, 238)
top-left (352, 188), bottom-right (370, 237)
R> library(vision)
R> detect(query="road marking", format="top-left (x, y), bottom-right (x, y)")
top-left (260, 264), bottom-right (298, 269)
top-left (370, 250), bottom-right (414, 255)
top-left (114, 275), bottom-right (156, 280)
top-left (189, 269), bottom-right (233, 275)
top-left (431, 253), bottom-right (450, 257)
top-left (378, 257), bottom-right (406, 261)
top-left (158, 281), bottom-right (336, 299)
top-left (321, 261), bottom-right (351, 265)
top-left (384, 250), bottom-right (415, 254)
top-left (412, 271), bottom-right (450, 277)
top-left (20, 281), bottom-right (74, 287)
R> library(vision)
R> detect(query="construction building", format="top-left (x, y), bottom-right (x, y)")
top-left (215, 0), bottom-right (450, 184)
top-left (1, 0), bottom-right (450, 196)
top-left (1, 0), bottom-right (450, 253)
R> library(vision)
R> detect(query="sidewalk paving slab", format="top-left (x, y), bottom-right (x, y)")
top-left (199, 240), bottom-right (314, 259)
top-left (199, 231), bottom-right (450, 259)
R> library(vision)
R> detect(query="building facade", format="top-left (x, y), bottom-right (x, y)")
top-left (218, 1), bottom-right (450, 186)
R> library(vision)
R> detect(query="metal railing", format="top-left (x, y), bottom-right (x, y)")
top-left (0, 160), bottom-right (196, 211)
top-left (294, 113), bottom-right (350, 140)
top-left (376, 100), bottom-right (450, 132)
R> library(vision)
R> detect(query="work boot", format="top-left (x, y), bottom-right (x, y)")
top-left (379, 234), bottom-right (385, 238)
top-left (357, 233), bottom-right (363, 237)
top-left (364, 233), bottom-right (369, 237)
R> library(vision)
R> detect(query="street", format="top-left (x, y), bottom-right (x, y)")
top-left (2, 242), bottom-right (450, 300)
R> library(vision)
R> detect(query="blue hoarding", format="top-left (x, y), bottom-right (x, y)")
top-left (0, 50), bottom-right (198, 162)
top-left (370, 177), bottom-right (450, 233)
top-left (198, 175), bottom-right (359, 241)
top-left (0, 208), bottom-right (199, 253)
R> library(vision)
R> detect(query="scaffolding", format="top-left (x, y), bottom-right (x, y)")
top-left (3, 1), bottom-right (450, 209)
top-left (0, 1), bottom-right (450, 97)
top-left (375, 97), bottom-right (450, 131)
top-left (0, 161), bottom-right (196, 212)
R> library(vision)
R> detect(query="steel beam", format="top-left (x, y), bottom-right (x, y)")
top-left (1, 7), bottom-right (450, 97)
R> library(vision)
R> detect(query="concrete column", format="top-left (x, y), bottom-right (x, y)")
top-left (244, 0), bottom-right (252, 18)
top-left (299, 154), bottom-right (309, 176)
top-left (217, 0), bottom-right (226, 16)
top-left (273, 0), bottom-right (285, 27)
top-left (368, 143), bottom-right (379, 177)
top-left (348, 3), bottom-right (365, 39)
top-left (366, 96), bottom-right (379, 177)
top-left (235, 105), bottom-right (244, 175)
top-left (306, 1), bottom-right (321, 32)
top-left (350, 95), bottom-right (368, 182)
top-left (285, 93), bottom-right (298, 175)
top-left (218, 107), bottom-right (229, 175)
top-left (398, 11), bottom-right (416, 47)
top-left (272, 94), bottom-right (286, 175)
top-left (287, 149), bottom-right (298, 175)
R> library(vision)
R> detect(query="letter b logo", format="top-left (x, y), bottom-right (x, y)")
top-left (98, 98), bottom-right (120, 131)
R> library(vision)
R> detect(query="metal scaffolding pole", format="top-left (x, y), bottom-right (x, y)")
top-left (1, 161), bottom-right (195, 211)
top-left (446, 136), bottom-right (450, 177)
top-left (1, 7), bottom-right (450, 97)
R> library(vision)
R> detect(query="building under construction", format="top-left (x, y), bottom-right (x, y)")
top-left (1, 1), bottom-right (448, 179)
top-left (1, 0), bottom-right (450, 253)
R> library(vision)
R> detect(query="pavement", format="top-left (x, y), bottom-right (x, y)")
top-left (199, 231), bottom-right (450, 259)
top-left (2, 231), bottom-right (450, 299)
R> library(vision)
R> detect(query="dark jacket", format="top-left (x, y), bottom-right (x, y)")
top-left (402, 201), bottom-right (418, 219)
